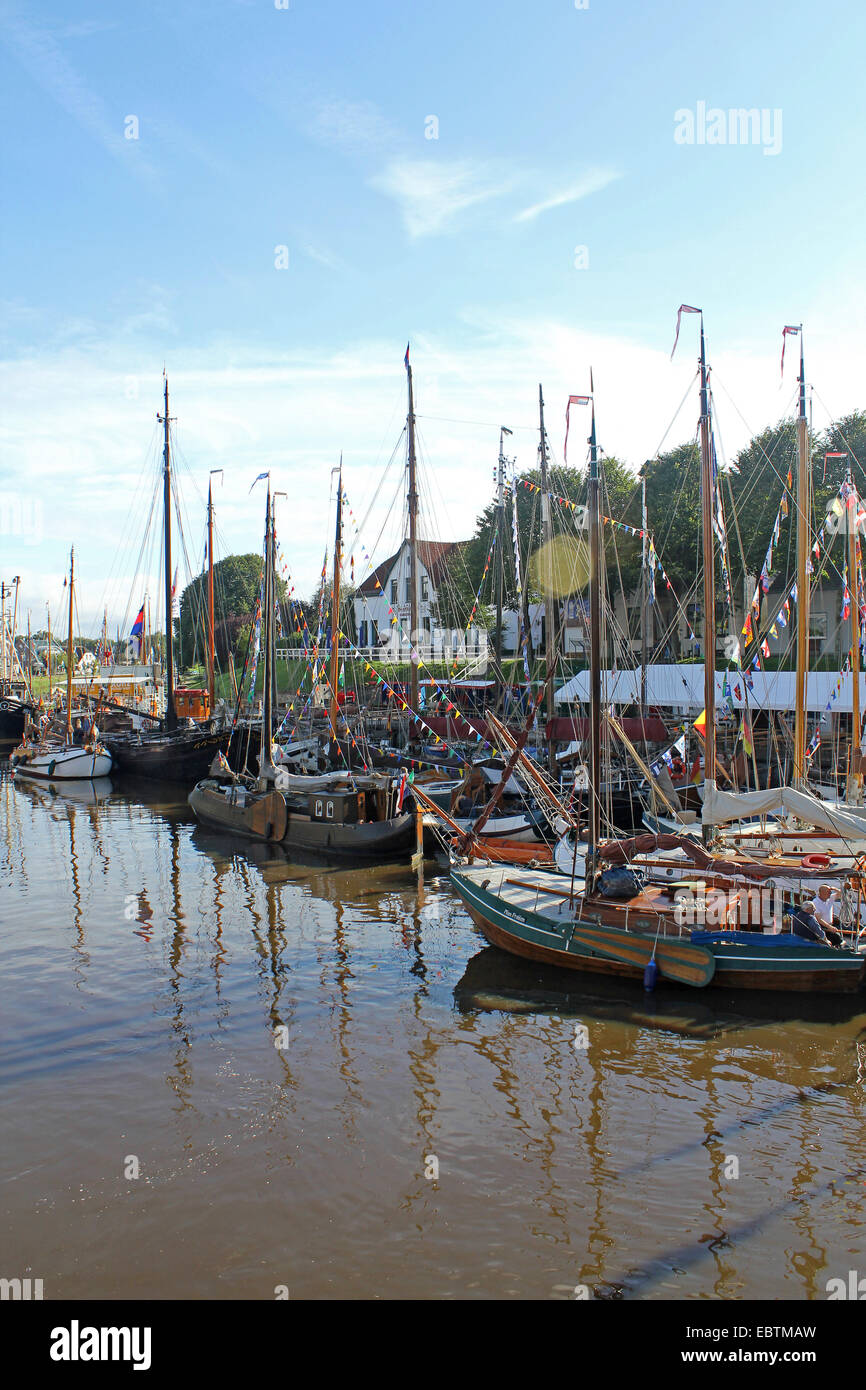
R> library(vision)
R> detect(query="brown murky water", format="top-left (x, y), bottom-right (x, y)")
top-left (2, 765), bottom-right (865, 1300)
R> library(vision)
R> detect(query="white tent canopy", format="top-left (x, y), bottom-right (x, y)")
top-left (555, 664), bottom-right (866, 715)
top-left (702, 781), bottom-right (866, 836)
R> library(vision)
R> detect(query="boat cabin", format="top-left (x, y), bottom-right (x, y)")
top-left (307, 784), bottom-right (390, 824)
top-left (175, 687), bottom-right (210, 720)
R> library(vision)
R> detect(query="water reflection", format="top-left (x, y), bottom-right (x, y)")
top-left (3, 765), bottom-right (866, 1300)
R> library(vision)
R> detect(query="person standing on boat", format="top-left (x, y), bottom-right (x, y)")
top-left (811, 885), bottom-right (844, 946)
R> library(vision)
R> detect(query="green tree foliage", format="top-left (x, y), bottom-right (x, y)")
top-left (178, 553), bottom-right (286, 668)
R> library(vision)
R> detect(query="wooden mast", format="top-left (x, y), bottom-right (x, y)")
top-left (793, 329), bottom-right (809, 784)
top-left (261, 477), bottom-right (273, 773)
top-left (329, 459), bottom-right (343, 740)
top-left (27, 610), bottom-right (32, 695)
top-left (47, 602), bottom-right (52, 700)
top-left (207, 470), bottom-right (222, 716)
top-left (640, 465), bottom-right (649, 716)
top-left (158, 377), bottom-right (177, 733)
top-left (697, 313), bottom-right (716, 846)
top-left (406, 348), bottom-right (419, 719)
top-left (494, 427), bottom-right (511, 669)
top-left (538, 384), bottom-right (557, 772)
top-left (10, 578), bottom-right (19, 679)
top-left (587, 372), bottom-right (602, 887)
top-left (65, 548), bottom-right (74, 741)
top-left (848, 466), bottom-right (862, 799)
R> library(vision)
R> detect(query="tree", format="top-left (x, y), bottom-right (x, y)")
top-left (177, 554), bottom-right (286, 669)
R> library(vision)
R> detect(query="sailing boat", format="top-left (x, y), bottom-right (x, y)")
top-left (188, 470), bottom-right (415, 860)
top-left (11, 549), bottom-right (113, 780)
top-left (103, 379), bottom-right (227, 782)
top-left (0, 578), bottom-right (36, 742)
top-left (450, 344), bottom-right (865, 994)
top-left (645, 328), bottom-right (866, 861)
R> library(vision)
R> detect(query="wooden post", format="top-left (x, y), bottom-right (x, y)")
top-left (412, 799), bottom-right (425, 876)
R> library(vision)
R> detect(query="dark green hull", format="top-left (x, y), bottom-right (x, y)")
top-left (451, 866), bottom-right (865, 994)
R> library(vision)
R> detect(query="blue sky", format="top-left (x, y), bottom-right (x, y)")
top-left (2, 0), bottom-right (866, 631)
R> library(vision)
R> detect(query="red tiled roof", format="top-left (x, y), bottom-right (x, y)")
top-left (357, 540), bottom-right (464, 595)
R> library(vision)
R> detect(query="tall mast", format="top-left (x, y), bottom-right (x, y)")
top-left (793, 329), bottom-right (810, 784)
top-left (207, 470), bottom-right (222, 714)
top-left (261, 477), bottom-right (273, 771)
top-left (10, 578), bottom-right (19, 679)
top-left (587, 373), bottom-right (602, 887)
top-left (538, 383), bottom-right (557, 771)
top-left (27, 610), bottom-right (32, 695)
top-left (329, 460), bottom-right (343, 740)
top-left (66, 548), bottom-right (74, 741)
top-left (697, 313), bottom-right (716, 845)
top-left (0, 584), bottom-right (6, 680)
top-left (47, 602), bottom-right (52, 700)
top-left (640, 465), bottom-right (649, 716)
top-left (406, 348), bottom-right (419, 717)
top-left (848, 466), bottom-right (861, 800)
top-left (495, 427), bottom-right (512, 669)
top-left (158, 377), bottom-right (177, 733)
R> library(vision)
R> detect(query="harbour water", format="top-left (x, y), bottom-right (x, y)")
top-left (1, 765), bottom-right (865, 1301)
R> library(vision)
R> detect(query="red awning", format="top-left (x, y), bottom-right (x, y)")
top-left (546, 715), bottom-right (668, 742)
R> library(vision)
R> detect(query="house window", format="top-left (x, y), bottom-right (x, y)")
top-left (809, 612), bottom-right (827, 660)
top-left (390, 580), bottom-right (397, 603)
top-left (405, 579), bottom-right (411, 603)
top-left (421, 576), bottom-right (429, 601)
top-left (423, 616), bottom-right (431, 633)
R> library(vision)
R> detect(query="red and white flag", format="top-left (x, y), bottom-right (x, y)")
top-left (780, 324), bottom-right (800, 380)
top-left (670, 304), bottom-right (701, 360)
top-left (564, 394), bottom-right (591, 465)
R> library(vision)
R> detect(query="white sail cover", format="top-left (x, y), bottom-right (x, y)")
top-left (703, 779), bottom-right (866, 837)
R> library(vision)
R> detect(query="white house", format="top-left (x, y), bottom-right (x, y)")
top-left (353, 538), bottom-right (487, 660)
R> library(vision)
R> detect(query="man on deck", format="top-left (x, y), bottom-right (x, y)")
top-left (811, 885), bottom-right (844, 947)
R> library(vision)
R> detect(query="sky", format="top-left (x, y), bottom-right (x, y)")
top-left (2, 0), bottom-right (866, 635)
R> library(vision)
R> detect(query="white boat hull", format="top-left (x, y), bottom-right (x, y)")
top-left (13, 748), bottom-right (113, 780)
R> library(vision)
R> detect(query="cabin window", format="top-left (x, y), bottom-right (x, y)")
top-left (315, 799), bottom-right (323, 818)
top-left (326, 800), bottom-right (334, 819)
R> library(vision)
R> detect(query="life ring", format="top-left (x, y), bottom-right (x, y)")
top-left (801, 853), bottom-right (831, 869)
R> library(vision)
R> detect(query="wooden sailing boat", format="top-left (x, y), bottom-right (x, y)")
top-left (188, 470), bottom-right (416, 860)
top-left (103, 379), bottom-right (226, 781)
top-left (0, 576), bottom-right (34, 742)
top-left (12, 549), bottom-right (113, 780)
top-left (449, 342), bottom-right (865, 994)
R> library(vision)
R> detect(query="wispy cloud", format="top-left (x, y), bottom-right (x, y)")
top-left (0, 3), bottom-right (159, 184)
top-left (301, 244), bottom-right (345, 272)
top-left (370, 158), bottom-right (515, 238)
top-left (514, 168), bottom-right (621, 223)
top-left (309, 98), bottom-right (398, 155)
